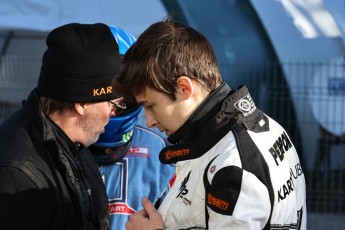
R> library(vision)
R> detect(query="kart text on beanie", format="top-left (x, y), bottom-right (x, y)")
top-left (37, 23), bottom-right (122, 102)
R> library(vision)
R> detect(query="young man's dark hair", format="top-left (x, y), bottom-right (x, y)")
top-left (116, 18), bottom-right (222, 100)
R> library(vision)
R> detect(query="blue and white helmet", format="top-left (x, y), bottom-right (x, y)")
top-left (90, 25), bottom-right (140, 165)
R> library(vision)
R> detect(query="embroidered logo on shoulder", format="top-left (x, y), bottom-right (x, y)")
top-left (165, 148), bottom-right (190, 161)
top-left (207, 193), bottom-right (229, 211)
top-left (234, 93), bottom-right (256, 117)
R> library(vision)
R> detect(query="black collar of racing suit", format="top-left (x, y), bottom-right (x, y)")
top-left (160, 83), bottom-right (268, 164)
top-left (167, 81), bottom-right (231, 145)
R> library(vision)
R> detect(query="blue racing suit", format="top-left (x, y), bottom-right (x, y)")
top-left (99, 125), bottom-right (176, 230)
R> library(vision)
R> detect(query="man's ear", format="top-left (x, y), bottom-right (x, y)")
top-left (176, 76), bottom-right (194, 99)
top-left (74, 103), bottom-right (86, 115)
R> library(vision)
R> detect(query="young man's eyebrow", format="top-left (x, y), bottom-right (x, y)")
top-left (137, 99), bottom-right (151, 106)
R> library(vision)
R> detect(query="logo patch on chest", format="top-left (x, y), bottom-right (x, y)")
top-left (207, 194), bottom-right (230, 211)
top-left (176, 171), bottom-right (192, 206)
top-left (126, 146), bottom-right (149, 158)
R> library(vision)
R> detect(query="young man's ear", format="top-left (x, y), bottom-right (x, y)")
top-left (176, 76), bottom-right (194, 99)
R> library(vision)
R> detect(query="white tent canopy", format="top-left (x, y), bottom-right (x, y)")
top-left (0, 0), bottom-right (167, 37)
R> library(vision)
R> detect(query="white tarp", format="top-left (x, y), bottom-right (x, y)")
top-left (250, 0), bottom-right (345, 170)
top-left (309, 56), bottom-right (345, 136)
top-left (0, 0), bottom-right (168, 37)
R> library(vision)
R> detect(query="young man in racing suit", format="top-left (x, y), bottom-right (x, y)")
top-left (114, 18), bottom-right (307, 230)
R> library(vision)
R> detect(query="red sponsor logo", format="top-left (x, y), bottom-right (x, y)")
top-left (126, 147), bottom-right (149, 158)
top-left (207, 194), bottom-right (229, 211)
top-left (165, 149), bottom-right (190, 160)
top-left (108, 203), bottom-right (136, 215)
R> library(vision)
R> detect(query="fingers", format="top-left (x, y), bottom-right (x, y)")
top-left (141, 196), bottom-right (156, 216)
top-left (135, 209), bottom-right (149, 218)
top-left (125, 196), bottom-right (164, 230)
top-left (141, 196), bottom-right (164, 229)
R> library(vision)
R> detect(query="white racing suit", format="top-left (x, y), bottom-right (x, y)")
top-left (158, 82), bottom-right (306, 230)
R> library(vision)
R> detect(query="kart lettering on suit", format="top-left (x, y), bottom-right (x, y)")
top-left (278, 163), bottom-right (303, 202)
top-left (109, 203), bottom-right (135, 215)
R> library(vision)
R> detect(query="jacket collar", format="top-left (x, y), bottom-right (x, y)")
top-left (168, 81), bottom-right (231, 144)
top-left (160, 84), bottom-right (267, 164)
top-left (23, 88), bottom-right (80, 157)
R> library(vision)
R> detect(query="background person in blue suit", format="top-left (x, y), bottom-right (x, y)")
top-left (89, 25), bottom-right (176, 230)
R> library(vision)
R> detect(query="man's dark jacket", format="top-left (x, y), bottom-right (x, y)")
top-left (0, 89), bottom-right (110, 230)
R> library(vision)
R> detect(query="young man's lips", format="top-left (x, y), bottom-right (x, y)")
top-left (165, 130), bottom-right (171, 136)
top-left (160, 129), bottom-right (168, 135)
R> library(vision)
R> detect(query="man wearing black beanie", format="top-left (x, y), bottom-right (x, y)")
top-left (0, 23), bottom-right (125, 230)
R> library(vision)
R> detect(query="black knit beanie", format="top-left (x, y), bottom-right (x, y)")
top-left (37, 23), bottom-right (122, 102)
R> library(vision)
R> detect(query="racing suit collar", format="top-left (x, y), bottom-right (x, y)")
top-left (168, 81), bottom-right (231, 144)
top-left (160, 84), bottom-right (265, 164)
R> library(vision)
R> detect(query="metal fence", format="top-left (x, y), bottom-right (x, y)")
top-left (0, 55), bottom-right (40, 123)
top-left (1, 55), bottom-right (345, 228)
